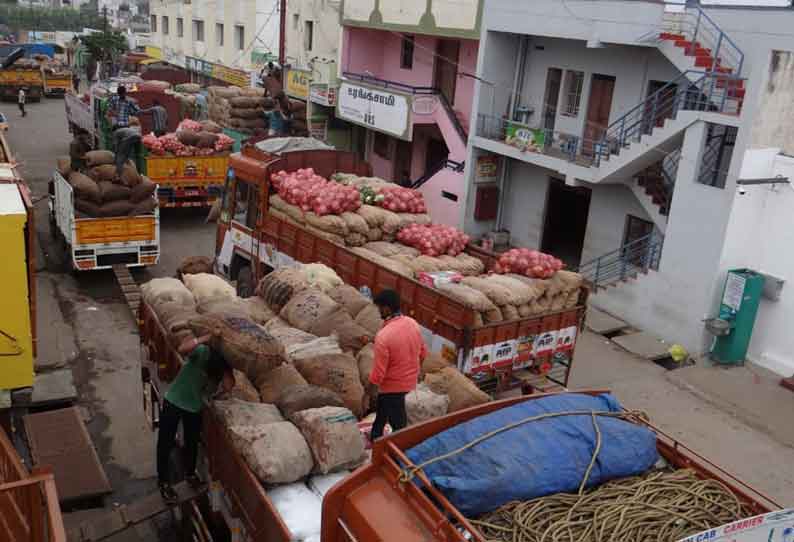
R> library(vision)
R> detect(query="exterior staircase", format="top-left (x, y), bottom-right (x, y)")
top-left (630, 147), bottom-right (680, 232)
top-left (577, 232), bottom-right (664, 292)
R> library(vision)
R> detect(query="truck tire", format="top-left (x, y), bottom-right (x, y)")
top-left (236, 265), bottom-right (254, 298)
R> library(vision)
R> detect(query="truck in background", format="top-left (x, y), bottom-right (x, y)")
top-left (65, 82), bottom-right (227, 209)
top-left (50, 171), bottom-right (160, 271)
top-left (0, 67), bottom-right (44, 102)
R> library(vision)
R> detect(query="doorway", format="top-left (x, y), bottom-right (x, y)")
top-left (425, 137), bottom-right (449, 173)
top-left (434, 39), bottom-right (460, 105)
top-left (542, 68), bottom-right (563, 131)
top-left (582, 74), bottom-right (615, 156)
top-left (644, 80), bottom-right (678, 133)
top-left (540, 178), bottom-right (592, 268)
top-left (623, 215), bottom-right (655, 267)
top-left (394, 139), bottom-right (413, 186)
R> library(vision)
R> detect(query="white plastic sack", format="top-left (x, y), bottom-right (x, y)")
top-left (182, 272), bottom-right (236, 304)
top-left (268, 482), bottom-right (323, 541)
top-left (141, 277), bottom-right (195, 308)
top-left (308, 471), bottom-right (350, 498)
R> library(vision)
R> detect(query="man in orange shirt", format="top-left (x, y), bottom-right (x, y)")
top-left (369, 289), bottom-right (427, 440)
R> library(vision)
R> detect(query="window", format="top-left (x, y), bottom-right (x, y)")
top-left (216, 23), bottom-right (224, 46)
top-left (177, 17), bottom-right (184, 37)
top-left (293, 13), bottom-right (299, 30)
top-left (150, 14), bottom-right (157, 33)
top-left (235, 25), bottom-right (244, 50)
top-left (193, 19), bottom-right (204, 42)
top-left (232, 180), bottom-right (249, 224)
top-left (162, 15), bottom-right (169, 35)
top-left (373, 132), bottom-right (391, 159)
top-left (246, 184), bottom-right (260, 229)
top-left (400, 35), bottom-right (414, 69)
top-left (304, 20), bottom-right (314, 51)
top-left (562, 70), bottom-right (584, 116)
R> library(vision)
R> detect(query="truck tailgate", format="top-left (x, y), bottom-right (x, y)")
top-left (75, 216), bottom-right (156, 245)
top-left (145, 155), bottom-right (228, 186)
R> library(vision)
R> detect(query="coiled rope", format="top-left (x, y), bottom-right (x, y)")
top-left (398, 408), bottom-right (748, 541)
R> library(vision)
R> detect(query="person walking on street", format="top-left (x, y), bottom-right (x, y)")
top-left (157, 330), bottom-right (233, 503)
top-left (18, 88), bottom-right (26, 117)
top-left (368, 289), bottom-right (427, 441)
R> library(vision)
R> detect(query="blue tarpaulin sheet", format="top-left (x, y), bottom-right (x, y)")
top-left (405, 393), bottom-right (659, 516)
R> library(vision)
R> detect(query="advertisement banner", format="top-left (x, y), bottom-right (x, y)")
top-left (144, 46), bottom-right (163, 60)
top-left (337, 81), bottom-right (411, 140)
top-left (475, 155), bottom-right (500, 184)
top-left (286, 68), bottom-right (311, 100)
top-left (309, 83), bottom-right (337, 107)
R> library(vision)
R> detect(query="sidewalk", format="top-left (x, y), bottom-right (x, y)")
top-left (570, 329), bottom-right (794, 506)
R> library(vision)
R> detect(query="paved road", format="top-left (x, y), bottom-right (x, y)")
top-left (2, 96), bottom-right (215, 539)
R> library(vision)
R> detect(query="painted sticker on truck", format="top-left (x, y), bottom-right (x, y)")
top-left (677, 509), bottom-right (794, 542)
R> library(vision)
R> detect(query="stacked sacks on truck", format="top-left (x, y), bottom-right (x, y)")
top-left (65, 149), bottom-right (157, 217)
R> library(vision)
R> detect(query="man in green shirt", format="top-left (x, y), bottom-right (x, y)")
top-left (158, 332), bottom-right (233, 503)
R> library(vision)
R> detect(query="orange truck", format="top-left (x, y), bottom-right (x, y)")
top-left (50, 171), bottom-right (160, 270)
top-left (137, 312), bottom-right (781, 542)
top-left (215, 145), bottom-right (584, 393)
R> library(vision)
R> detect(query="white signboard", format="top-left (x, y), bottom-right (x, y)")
top-left (723, 272), bottom-right (746, 312)
top-left (337, 82), bottom-right (411, 140)
top-left (677, 509), bottom-right (794, 542)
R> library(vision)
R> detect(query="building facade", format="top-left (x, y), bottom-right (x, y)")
top-left (149, 0), bottom-right (279, 73)
top-left (463, 0), bottom-right (794, 376)
top-left (336, 0), bottom-right (482, 226)
top-left (282, 0), bottom-right (355, 150)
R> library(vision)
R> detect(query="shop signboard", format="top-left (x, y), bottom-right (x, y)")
top-left (286, 68), bottom-right (311, 100)
top-left (309, 83), bottom-right (337, 107)
top-left (337, 81), bottom-right (411, 140)
top-left (474, 154), bottom-right (500, 184)
top-left (144, 46), bottom-right (163, 60)
top-left (185, 56), bottom-right (213, 77)
top-left (211, 64), bottom-right (249, 87)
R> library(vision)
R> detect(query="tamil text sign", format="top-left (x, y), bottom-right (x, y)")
top-left (337, 81), bottom-right (411, 140)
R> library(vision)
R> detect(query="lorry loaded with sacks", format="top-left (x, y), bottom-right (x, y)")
top-left (136, 263), bottom-right (782, 542)
top-left (65, 79), bottom-right (236, 209)
top-left (50, 150), bottom-right (160, 270)
top-left (216, 138), bottom-right (586, 394)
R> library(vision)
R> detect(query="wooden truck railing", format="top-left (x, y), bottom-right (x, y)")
top-left (0, 426), bottom-right (66, 542)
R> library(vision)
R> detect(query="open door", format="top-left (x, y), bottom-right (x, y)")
top-left (542, 68), bottom-right (563, 131)
top-left (434, 39), bottom-right (459, 105)
top-left (540, 178), bottom-right (591, 268)
top-left (582, 74), bottom-right (615, 156)
top-left (394, 139), bottom-right (413, 186)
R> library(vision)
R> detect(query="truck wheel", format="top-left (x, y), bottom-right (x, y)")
top-left (236, 266), bottom-right (254, 298)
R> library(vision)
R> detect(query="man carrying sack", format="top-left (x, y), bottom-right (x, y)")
top-left (369, 289), bottom-right (427, 440)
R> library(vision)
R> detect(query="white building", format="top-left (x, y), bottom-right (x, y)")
top-left (149, 0), bottom-right (280, 71)
top-left (462, 0), bottom-right (794, 376)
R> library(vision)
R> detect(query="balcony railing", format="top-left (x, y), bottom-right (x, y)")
top-left (1, 427), bottom-right (65, 542)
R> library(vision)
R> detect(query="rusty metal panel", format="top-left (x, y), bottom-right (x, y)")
top-left (24, 407), bottom-right (111, 503)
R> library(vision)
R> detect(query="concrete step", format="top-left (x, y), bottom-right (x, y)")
top-left (612, 331), bottom-right (671, 361)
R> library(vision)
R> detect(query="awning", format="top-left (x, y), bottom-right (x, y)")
top-left (140, 58), bottom-right (162, 65)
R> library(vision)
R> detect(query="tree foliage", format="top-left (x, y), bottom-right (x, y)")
top-left (0, 4), bottom-right (106, 33)
top-left (80, 30), bottom-right (128, 62)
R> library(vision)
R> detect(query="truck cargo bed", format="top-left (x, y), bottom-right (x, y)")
top-left (323, 393), bottom-right (781, 542)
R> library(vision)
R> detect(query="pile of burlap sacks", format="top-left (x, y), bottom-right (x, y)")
top-left (208, 86), bottom-right (272, 134)
top-left (140, 259), bottom-right (490, 486)
top-left (434, 271), bottom-right (584, 325)
top-left (57, 150), bottom-right (157, 218)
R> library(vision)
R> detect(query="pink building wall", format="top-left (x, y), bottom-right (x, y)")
top-left (454, 40), bottom-right (479, 131)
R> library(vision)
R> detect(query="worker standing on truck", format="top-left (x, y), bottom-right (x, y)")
top-left (264, 91), bottom-right (291, 137)
top-left (369, 289), bottom-right (427, 440)
top-left (107, 86), bottom-right (159, 175)
top-left (149, 99), bottom-right (168, 136)
top-left (157, 331), bottom-right (233, 504)
top-left (18, 87), bottom-right (26, 117)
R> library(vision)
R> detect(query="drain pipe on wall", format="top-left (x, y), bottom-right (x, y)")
top-left (496, 36), bottom-right (529, 230)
